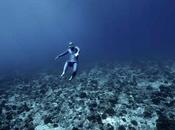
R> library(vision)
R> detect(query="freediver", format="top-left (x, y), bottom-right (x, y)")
top-left (55, 42), bottom-right (80, 80)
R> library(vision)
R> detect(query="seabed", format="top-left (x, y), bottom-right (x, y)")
top-left (0, 60), bottom-right (175, 130)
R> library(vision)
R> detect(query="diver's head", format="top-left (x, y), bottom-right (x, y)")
top-left (68, 42), bottom-right (75, 48)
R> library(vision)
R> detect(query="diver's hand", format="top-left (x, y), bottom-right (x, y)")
top-left (75, 53), bottom-right (79, 57)
top-left (55, 56), bottom-right (59, 60)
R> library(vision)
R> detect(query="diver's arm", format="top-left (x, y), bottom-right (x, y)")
top-left (75, 46), bottom-right (80, 56)
top-left (55, 50), bottom-right (68, 60)
top-left (59, 50), bottom-right (69, 57)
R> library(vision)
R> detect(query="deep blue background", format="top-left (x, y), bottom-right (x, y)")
top-left (0, 0), bottom-right (175, 75)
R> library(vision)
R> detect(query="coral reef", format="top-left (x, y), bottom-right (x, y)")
top-left (0, 61), bottom-right (175, 130)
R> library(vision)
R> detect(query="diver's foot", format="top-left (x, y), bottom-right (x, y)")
top-left (60, 73), bottom-right (65, 77)
top-left (69, 76), bottom-right (73, 81)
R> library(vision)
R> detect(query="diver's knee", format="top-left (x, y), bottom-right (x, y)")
top-left (65, 61), bottom-right (68, 65)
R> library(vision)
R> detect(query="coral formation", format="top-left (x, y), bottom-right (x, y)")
top-left (0, 61), bottom-right (175, 130)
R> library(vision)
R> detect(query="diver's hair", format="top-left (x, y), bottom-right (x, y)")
top-left (68, 41), bottom-right (75, 47)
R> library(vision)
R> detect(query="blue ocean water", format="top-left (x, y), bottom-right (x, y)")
top-left (0, 1), bottom-right (175, 130)
top-left (0, 0), bottom-right (175, 75)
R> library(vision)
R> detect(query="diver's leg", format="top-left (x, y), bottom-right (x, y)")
top-left (69, 62), bottom-right (78, 80)
top-left (61, 61), bottom-right (68, 77)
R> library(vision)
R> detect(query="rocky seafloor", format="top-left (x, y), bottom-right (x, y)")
top-left (0, 61), bottom-right (175, 130)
